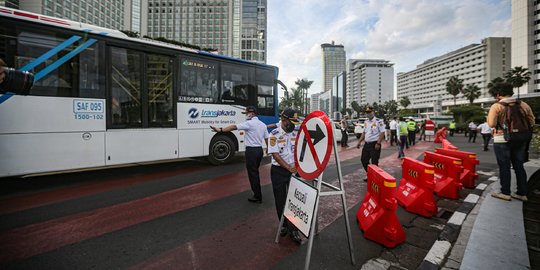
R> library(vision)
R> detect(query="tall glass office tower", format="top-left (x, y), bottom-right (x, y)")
top-left (147, 0), bottom-right (267, 63)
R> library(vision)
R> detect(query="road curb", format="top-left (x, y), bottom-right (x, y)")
top-left (417, 178), bottom-right (495, 270)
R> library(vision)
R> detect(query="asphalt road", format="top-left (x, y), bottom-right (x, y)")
top-left (0, 134), bottom-right (495, 270)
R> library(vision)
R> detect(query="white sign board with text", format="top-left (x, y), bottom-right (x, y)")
top-left (283, 176), bottom-right (318, 237)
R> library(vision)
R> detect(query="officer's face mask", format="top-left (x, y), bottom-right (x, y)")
top-left (284, 120), bottom-right (295, 133)
top-left (367, 113), bottom-right (374, 120)
top-left (245, 112), bottom-right (254, 120)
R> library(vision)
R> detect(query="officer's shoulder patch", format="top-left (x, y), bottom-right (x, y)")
top-left (270, 136), bottom-right (277, 146)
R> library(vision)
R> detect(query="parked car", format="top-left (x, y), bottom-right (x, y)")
top-left (333, 122), bottom-right (342, 142)
top-left (354, 118), bottom-right (368, 138)
top-left (346, 120), bottom-right (357, 134)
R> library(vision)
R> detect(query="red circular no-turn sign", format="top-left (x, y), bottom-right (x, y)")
top-left (294, 111), bottom-right (334, 180)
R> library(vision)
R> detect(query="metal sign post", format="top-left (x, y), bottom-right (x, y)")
top-left (275, 111), bottom-right (355, 270)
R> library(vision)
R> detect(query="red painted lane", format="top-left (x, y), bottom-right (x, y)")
top-left (130, 142), bottom-right (434, 269)
top-left (0, 164), bottom-right (206, 215)
top-left (0, 141), bottom-right (431, 263)
top-left (129, 208), bottom-right (299, 270)
top-left (0, 166), bottom-right (271, 263)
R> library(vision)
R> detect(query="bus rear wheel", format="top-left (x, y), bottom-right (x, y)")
top-left (208, 135), bottom-right (235, 165)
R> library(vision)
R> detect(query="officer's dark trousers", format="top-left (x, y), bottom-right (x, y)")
top-left (246, 146), bottom-right (263, 200)
top-left (271, 165), bottom-right (292, 220)
top-left (408, 130), bottom-right (416, 146)
top-left (390, 130), bottom-right (397, 146)
top-left (361, 141), bottom-right (381, 172)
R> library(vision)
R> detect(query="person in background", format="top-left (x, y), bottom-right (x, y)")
top-left (448, 120), bottom-right (456, 136)
top-left (396, 117), bottom-right (409, 159)
top-left (384, 118), bottom-right (391, 143)
top-left (210, 106), bottom-right (268, 204)
top-left (488, 83), bottom-right (535, 202)
top-left (340, 115), bottom-right (349, 147)
top-left (389, 117), bottom-right (398, 146)
top-left (468, 121), bottom-right (477, 143)
top-left (407, 118), bottom-right (417, 146)
top-left (267, 108), bottom-right (302, 243)
top-left (477, 119), bottom-right (492, 151)
top-left (356, 106), bottom-right (385, 181)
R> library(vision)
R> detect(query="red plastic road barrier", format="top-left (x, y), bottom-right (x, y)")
top-left (423, 151), bottom-right (463, 199)
top-left (441, 139), bottom-right (459, 150)
top-left (434, 148), bottom-right (479, 189)
top-left (434, 127), bottom-right (447, 143)
top-left (356, 165), bottom-right (405, 248)
top-left (396, 158), bottom-right (437, 217)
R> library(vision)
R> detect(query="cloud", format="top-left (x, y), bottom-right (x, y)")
top-left (267, 0), bottom-right (511, 96)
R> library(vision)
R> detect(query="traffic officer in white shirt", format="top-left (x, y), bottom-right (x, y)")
top-left (477, 119), bottom-right (492, 151)
top-left (356, 106), bottom-right (386, 181)
top-left (268, 108), bottom-right (302, 243)
top-left (210, 106), bottom-right (268, 203)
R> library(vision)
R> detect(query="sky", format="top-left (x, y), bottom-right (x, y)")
top-left (266, 0), bottom-right (512, 98)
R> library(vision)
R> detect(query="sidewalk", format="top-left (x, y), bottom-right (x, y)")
top-left (425, 135), bottom-right (539, 270)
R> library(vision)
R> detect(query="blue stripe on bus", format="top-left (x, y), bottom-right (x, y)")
top-left (34, 38), bottom-right (97, 82)
top-left (19, 35), bottom-right (82, 72)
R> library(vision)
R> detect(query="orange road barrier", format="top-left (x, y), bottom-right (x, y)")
top-left (441, 139), bottom-right (459, 150)
top-left (434, 127), bottom-right (447, 143)
top-left (423, 151), bottom-right (463, 200)
top-left (356, 165), bottom-right (405, 248)
top-left (434, 148), bottom-right (479, 189)
top-left (396, 158), bottom-right (437, 217)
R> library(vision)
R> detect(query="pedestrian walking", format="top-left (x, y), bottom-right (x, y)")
top-left (384, 119), bottom-right (390, 142)
top-left (340, 116), bottom-right (349, 147)
top-left (267, 108), bottom-right (302, 243)
top-left (356, 106), bottom-right (385, 181)
top-left (389, 117), bottom-right (398, 146)
top-left (488, 83), bottom-right (535, 202)
top-left (468, 121), bottom-right (477, 143)
top-left (396, 117), bottom-right (409, 158)
top-left (477, 119), bottom-right (492, 151)
top-left (210, 106), bottom-right (268, 204)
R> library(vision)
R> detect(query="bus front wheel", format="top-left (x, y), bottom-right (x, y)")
top-left (208, 135), bottom-right (235, 165)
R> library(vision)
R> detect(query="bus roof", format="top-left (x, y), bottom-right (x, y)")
top-left (0, 7), bottom-right (277, 70)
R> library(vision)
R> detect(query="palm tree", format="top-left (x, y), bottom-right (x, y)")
top-left (446, 76), bottom-right (463, 105)
top-left (461, 84), bottom-right (481, 104)
top-left (487, 77), bottom-right (505, 98)
top-left (504, 66), bottom-right (531, 98)
top-left (295, 78), bottom-right (314, 115)
top-left (399, 96), bottom-right (410, 109)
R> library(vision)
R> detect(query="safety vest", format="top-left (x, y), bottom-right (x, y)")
top-left (407, 121), bottom-right (416, 131)
top-left (449, 122), bottom-right (456, 129)
top-left (399, 122), bottom-right (408, 135)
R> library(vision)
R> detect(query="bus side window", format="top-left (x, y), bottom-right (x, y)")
top-left (255, 68), bottom-right (276, 116)
top-left (221, 64), bottom-right (253, 105)
top-left (10, 28), bottom-right (103, 98)
top-left (179, 57), bottom-right (218, 103)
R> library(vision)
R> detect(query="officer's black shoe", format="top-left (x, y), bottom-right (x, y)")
top-left (280, 227), bottom-right (288, 237)
top-left (247, 196), bottom-right (262, 204)
top-left (290, 230), bottom-right (302, 244)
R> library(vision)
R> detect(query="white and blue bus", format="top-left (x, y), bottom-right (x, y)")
top-left (0, 7), bottom-right (279, 177)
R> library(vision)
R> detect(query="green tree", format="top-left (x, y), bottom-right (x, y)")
top-left (399, 96), bottom-right (411, 109)
top-left (351, 101), bottom-right (362, 117)
top-left (487, 77), bottom-right (505, 97)
top-left (461, 84), bottom-right (481, 104)
top-left (505, 66), bottom-right (531, 98)
top-left (121, 30), bottom-right (140, 38)
top-left (294, 78), bottom-right (313, 115)
top-left (446, 76), bottom-right (463, 105)
top-left (383, 100), bottom-right (399, 117)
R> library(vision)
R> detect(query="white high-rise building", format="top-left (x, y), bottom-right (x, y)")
top-left (147, 0), bottom-right (267, 63)
top-left (397, 37), bottom-right (511, 113)
top-left (321, 41), bottom-right (346, 93)
top-left (310, 92), bottom-right (321, 113)
top-left (346, 59), bottom-right (394, 108)
top-left (512, 0), bottom-right (540, 96)
top-left (18, 0), bottom-right (125, 30)
top-left (124, 0), bottom-right (148, 37)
